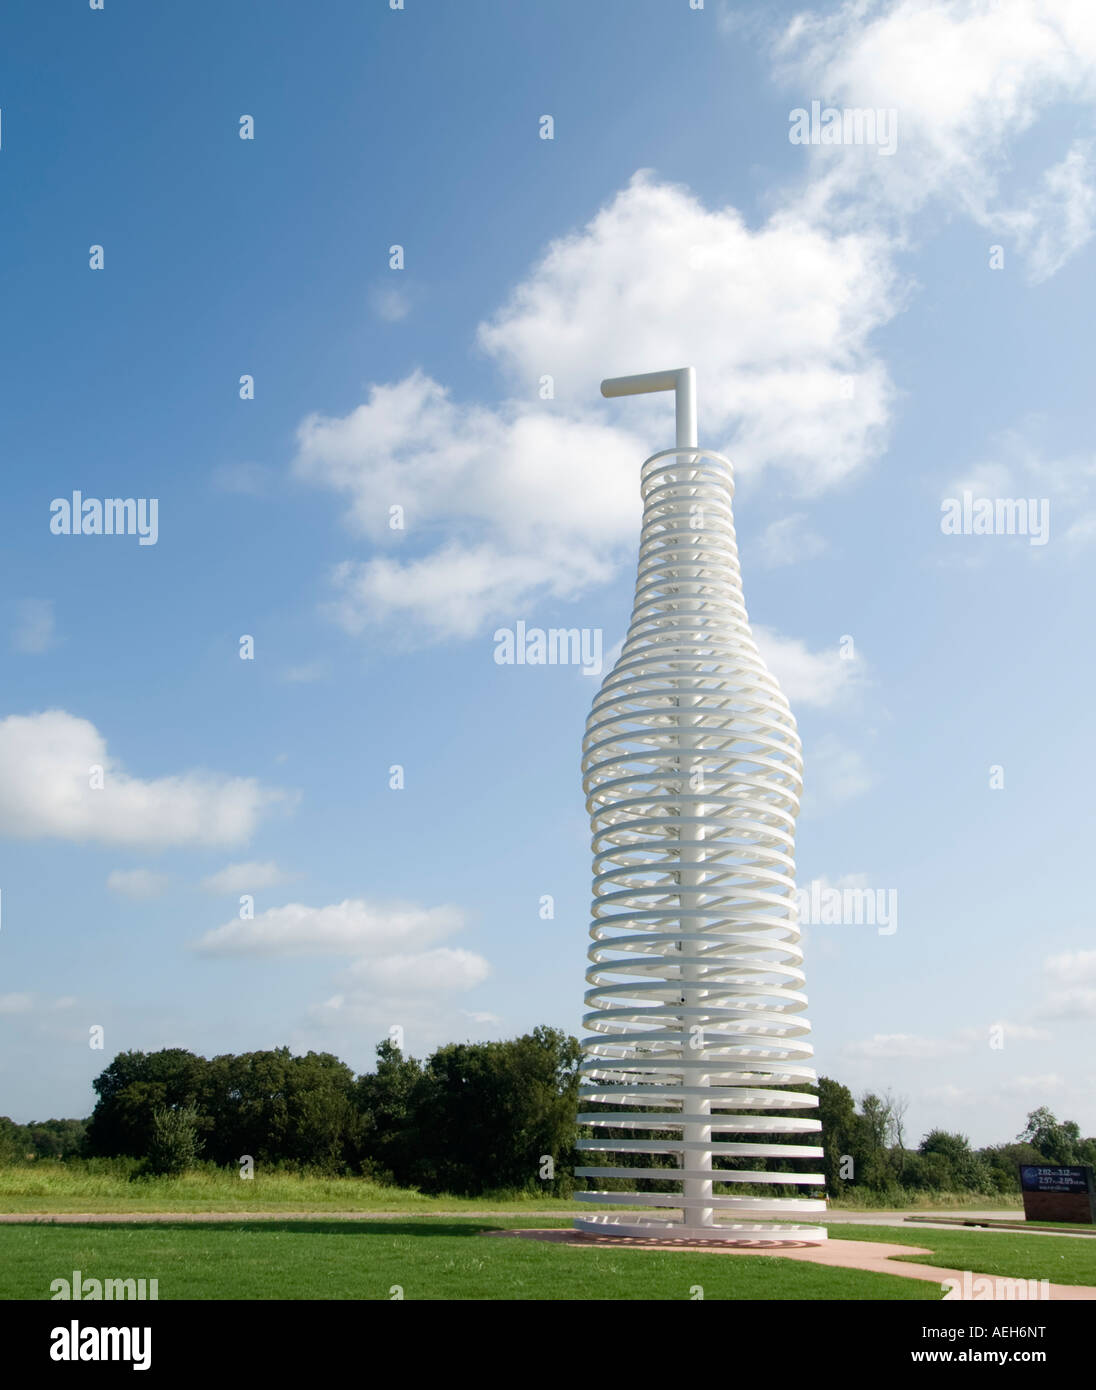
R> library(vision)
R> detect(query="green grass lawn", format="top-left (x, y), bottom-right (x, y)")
top-left (7, 1165), bottom-right (1076, 1299)
top-left (853, 1224), bottom-right (1096, 1285)
top-left (0, 1217), bottom-right (940, 1301)
top-left (4, 1206), bottom-right (1088, 1300)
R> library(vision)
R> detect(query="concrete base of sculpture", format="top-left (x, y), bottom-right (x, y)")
top-left (574, 1214), bottom-right (827, 1245)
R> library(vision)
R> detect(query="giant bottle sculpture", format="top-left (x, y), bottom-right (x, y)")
top-left (575, 368), bottom-right (827, 1243)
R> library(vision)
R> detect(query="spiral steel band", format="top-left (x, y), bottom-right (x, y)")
top-left (576, 445), bottom-right (827, 1243)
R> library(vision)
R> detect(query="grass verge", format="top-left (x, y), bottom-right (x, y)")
top-left (0, 1217), bottom-right (940, 1301)
top-left (852, 1223), bottom-right (1096, 1285)
top-left (0, 1165), bottom-right (579, 1214)
top-left (0, 1165), bottom-right (1027, 1217)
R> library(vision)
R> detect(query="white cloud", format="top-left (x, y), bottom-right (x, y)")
top-left (1037, 950), bottom-right (1096, 1019)
top-left (756, 514), bottom-right (828, 568)
top-left (295, 371), bottom-right (643, 546)
top-left (370, 282), bottom-right (412, 323)
top-left (754, 626), bottom-right (860, 708)
top-left (309, 950), bottom-right (493, 1049)
top-left (992, 1022), bottom-right (1052, 1043)
top-left (845, 1033), bottom-right (964, 1060)
top-left (193, 898), bottom-right (465, 958)
top-left (1044, 949), bottom-right (1096, 985)
top-left (922, 1083), bottom-right (974, 1106)
top-left (343, 947), bottom-right (490, 994)
top-left (211, 461), bottom-right (274, 496)
top-left (477, 172), bottom-right (897, 488)
top-left (10, 599), bottom-right (56, 654)
top-left (847, 1019), bottom-right (1053, 1060)
top-left (1001, 1073), bottom-right (1066, 1096)
top-left (107, 869), bottom-right (170, 900)
top-left (945, 459), bottom-right (1018, 502)
top-left (294, 171), bottom-right (899, 638)
top-left (326, 538), bottom-right (615, 641)
top-left (295, 371), bottom-right (640, 637)
top-left (943, 428), bottom-right (1096, 557)
top-left (996, 142), bottom-right (1096, 283)
top-left (1064, 513), bottom-right (1096, 549)
top-left (303, 992), bottom-right (501, 1060)
top-left (200, 860), bottom-right (291, 896)
top-left (280, 662), bottom-right (326, 685)
top-left (0, 993), bottom-right (79, 1015)
top-left (197, 899), bottom-right (493, 1049)
top-left (803, 735), bottom-right (875, 808)
top-left (951, 432), bottom-right (1096, 499)
top-left (294, 4), bottom-right (1096, 646)
top-left (717, 4), bottom-right (771, 42)
top-left (951, 1020), bottom-right (1052, 1046)
top-left (1042, 990), bottom-right (1096, 1021)
top-left (0, 711), bottom-right (287, 849)
top-left (799, 870), bottom-right (873, 897)
top-left (774, 0), bottom-right (1096, 280)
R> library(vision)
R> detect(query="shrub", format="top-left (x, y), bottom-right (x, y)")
top-left (146, 1105), bottom-right (203, 1176)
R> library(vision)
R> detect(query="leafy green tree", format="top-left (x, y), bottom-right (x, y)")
top-left (282, 1051), bottom-right (361, 1170)
top-left (815, 1078), bottom-right (857, 1195)
top-left (76, 1042), bottom-right (1079, 1204)
top-left (854, 1092), bottom-right (897, 1189)
top-left (918, 1129), bottom-right (987, 1190)
top-left (147, 1104), bottom-right (203, 1175)
top-left (401, 1026), bottom-right (581, 1195)
top-left (1019, 1108), bottom-right (1083, 1165)
top-left (920, 1128), bottom-right (971, 1162)
top-left (355, 1039), bottom-right (426, 1181)
top-left (894, 1150), bottom-right (931, 1191)
top-left (200, 1048), bottom-right (360, 1170)
top-left (86, 1049), bottom-right (206, 1157)
top-left (0, 1116), bottom-right (30, 1164)
top-left (24, 1118), bottom-right (87, 1159)
top-left (199, 1049), bottom-right (290, 1164)
top-left (978, 1141), bottom-right (1042, 1193)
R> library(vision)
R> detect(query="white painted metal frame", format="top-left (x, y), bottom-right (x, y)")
top-left (575, 368), bottom-right (827, 1244)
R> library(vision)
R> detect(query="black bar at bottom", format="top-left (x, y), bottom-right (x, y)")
top-left (5, 1297), bottom-right (1081, 1376)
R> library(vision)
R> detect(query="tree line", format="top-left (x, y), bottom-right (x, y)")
top-left (811, 1081), bottom-right (1094, 1200)
top-left (2, 1028), bottom-right (581, 1194)
top-left (1, 1030), bottom-right (1092, 1199)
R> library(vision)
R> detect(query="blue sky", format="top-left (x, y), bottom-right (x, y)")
top-left (1, 0), bottom-right (1094, 1148)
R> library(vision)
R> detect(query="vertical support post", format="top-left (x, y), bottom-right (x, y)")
top-left (678, 696), bottom-right (713, 1227)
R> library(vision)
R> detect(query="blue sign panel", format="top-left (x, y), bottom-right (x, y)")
top-left (1019, 1165), bottom-right (1090, 1194)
